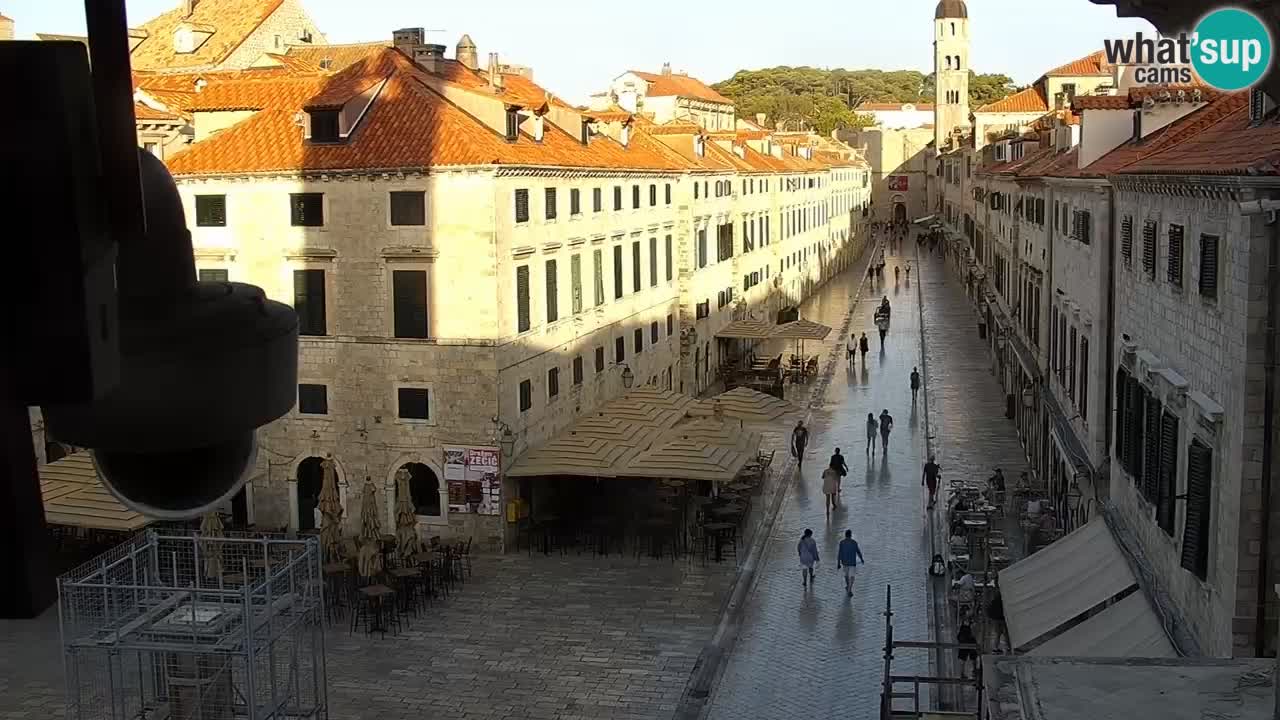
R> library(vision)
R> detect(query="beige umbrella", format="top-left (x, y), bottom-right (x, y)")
top-left (318, 456), bottom-right (344, 563)
top-left (393, 468), bottom-right (422, 562)
top-left (770, 318), bottom-right (833, 361)
top-left (356, 477), bottom-right (383, 578)
top-left (199, 510), bottom-right (224, 580)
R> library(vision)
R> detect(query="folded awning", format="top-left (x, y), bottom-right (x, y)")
top-left (40, 453), bottom-right (151, 532)
top-left (912, 215), bottom-right (937, 225)
top-left (1028, 592), bottom-right (1176, 658)
top-left (1000, 519), bottom-right (1136, 650)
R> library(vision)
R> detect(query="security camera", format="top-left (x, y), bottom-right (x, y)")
top-left (42, 150), bottom-right (298, 519)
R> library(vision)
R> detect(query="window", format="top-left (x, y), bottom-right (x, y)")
top-left (634, 328), bottom-right (643, 353)
top-left (570, 188), bottom-right (581, 216)
top-left (1124, 376), bottom-right (1145, 479)
top-left (667, 314), bottom-right (674, 336)
top-left (717, 224), bottom-right (733, 262)
top-left (613, 186), bottom-right (622, 211)
top-left (1115, 368), bottom-right (1129, 465)
top-left (293, 269), bottom-right (326, 335)
top-left (632, 241), bottom-right (641, 292)
top-left (515, 189), bottom-right (530, 223)
top-left (632, 185), bottom-right (640, 209)
top-left (1167, 224), bottom-right (1184, 288)
top-left (613, 246), bottom-right (624, 299)
top-left (593, 249), bottom-right (604, 306)
top-left (1068, 327), bottom-right (1077, 398)
top-left (195, 194), bottom-right (227, 227)
top-left (1156, 411), bottom-right (1179, 536)
top-left (592, 187), bottom-right (602, 212)
top-left (289, 193), bottom-right (324, 227)
top-left (1073, 210), bottom-right (1092, 244)
top-left (696, 300), bottom-right (709, 319)
top-left (665, 183), bottom-right (672, 204)
top-left (650, 321), bottom-right (659, 344)
top-left (694, 182), bottom-right (699, 200)
top-left (390, 191), bottom-right (426, 226)
top-left (505, 109), bottom-right (520, 141)
top-left (697, 229), bottom-right (708, 268)
top-left (392, 270), bottom-right (429, 339)
top-left (1181, 439), bottom-right (1212, 579)
top-left (397, 387), bottom-right (430, 420)
top-left (1142, 220), bottom-right (1157, 276)
top-left (547, 368), bottom-right (559, 399)
top-left (545, 259), bottom-right (558, 323)
top-left (518, 379), bottom-right (532, 412)
top-left (570, 254), bottom-right (583, 315)
top-left (1142, 393), bottom-right (1161, 502)
top-left (594, 346), bottom-right (605, 373)
top-left (1058, 321), bottom-right (1066, 384)
top-left (1121, 216), bottom-right (1134, 266)
top-left (1079, 337), bottom-right (1089, 417)
top-left (665, 235), bottom-right (673, 281)
top-left (649, 237), bottom-right (658, 287)
top-left (572, 356), bottom-right (584, 385)
top-left (1199, 234), bottom-right (1219, 300)
top-left (649, 184), bottom-right (657, 206)
top-left (309, 110), bottom-right (339, 142)
top-left (615, 336), bottom-right (625, 362)
top-left (403, 464), bottom-right (440, 517)
top-left (516, 265), bottom-right (531, 333)
top-left (297, 383), bottom-right (328, 415)
top-left (545, 188), bottom-right (557, 220)
top-left (198, 268), bottom-right (229, 282)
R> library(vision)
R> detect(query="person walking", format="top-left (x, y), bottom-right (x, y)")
top-left (905, 262), bottom-right (912, 280)
top-left (910, 367), bottom-right (921, 402)
top-left (864, 413), bottom-right (879, 457)
top-left (922, 455), bottom-right (941, 508)
top-left (859, 332), bottom-right (870, 361)
top-left (875, 314), bottom-right (889, 348)
top-left (894, 265), bottom-right (900, 284)
top-left (957, 618), bottom-right (978, 678)
top-left (821, 465), bottom-right (840, 513)
top-left (791, 420), bottom-right (809, 468)
top-left (878, 409), bottom-right (894, 450)
top-left (988, 587), bottom-right (1010, 652)
top-left (830, 447), bottom-right (849, 503)
top-left (837, 530), bottom-right (865, 597)
top-left (847, 333), bottom-right (857, 362)
top-left (797, 529), bottom-right (820, 588)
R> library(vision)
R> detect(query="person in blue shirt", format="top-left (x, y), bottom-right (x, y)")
top-left (837, 530), bottom-right (866, 597)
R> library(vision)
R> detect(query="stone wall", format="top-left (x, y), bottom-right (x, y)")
top-left (221, 0), bottom-right (326, 70)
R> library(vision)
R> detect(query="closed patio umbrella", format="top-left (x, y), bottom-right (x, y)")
top-left (199, 510), bottom-right (224, 580)
top-left (318, 456), bottom-right (344, 563)
top-left (394, 468), bottom-right (421, 563)
top-left (356, 477), bottom-right (383, 578)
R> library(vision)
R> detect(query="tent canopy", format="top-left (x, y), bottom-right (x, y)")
top-left (770, 319), bottom-right (832, 341)
top-left (714, 319), bottom-right (775, 340)
top-left (689, 387), bottom-right (799, 426)
top-left (999, 519), bottom-right (1137, 650)
top-left (1028, 592), bottom-right (1176, 658)
top-left (40, 453), bottom-right (151, 532)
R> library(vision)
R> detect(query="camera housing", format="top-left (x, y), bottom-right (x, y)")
top-left (42, 150), bottom-right (298, 520)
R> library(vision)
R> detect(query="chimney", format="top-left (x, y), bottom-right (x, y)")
top-left (413, 43), bottom-right (445, 73)
top-left (393, 27), bottom-right (424, 57)
top-left (487, 52), bottom-right (504, 92)
top-left (533, 114), bottom-right (545, 142)
top-left (661, 62), bottom-right (672, 76)
top-left (182, 0), bottom-right (195, 17)
top-left (620, 123), bottom-right (630, 148)
top-left (456, 34), bottom-right (478, 70)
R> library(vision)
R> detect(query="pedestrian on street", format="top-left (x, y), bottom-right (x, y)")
top-left (988, 587), bottom-right (1010, 652)
top-left (837, 530), bottom-right (865, 597)
top-left (797, 529), bottom-right (819, 588)
top-left (922, 455), bottom-right (941, 508)
top-left (875, 314), bottom-right (889, 348)
top-left (957, 618), bottom-right (978, 679)
top-left (878, 409), bottom-right (894, 450)
top-left (830, 447), bottom-right (849, 502)
top-left (859, 332), bottom-right (870, 360)
top-left (791, 420), bottom-right (809, 468)
top-left (910, 367), bottom-right (921, 402)
top-left (847, 333), bottom-right (857, 362)
top-left (894, 265), bottom-right (900, 284)
top-left (865, 413), bottom-right (879, 457)
top-left (821, 466), bottom-right (840, 512)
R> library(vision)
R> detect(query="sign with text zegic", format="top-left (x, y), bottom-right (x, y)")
top-left (887, 176), bottom-right (909, 192)
top-left (442, 445), bottom-right (501, 515)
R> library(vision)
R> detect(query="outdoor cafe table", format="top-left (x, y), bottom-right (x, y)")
top-left (704, 522), bottom-right (736, 563)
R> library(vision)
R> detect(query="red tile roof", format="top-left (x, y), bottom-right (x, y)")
top-left (128, 0), bottom-right (286, 71)
top-left (630, 70), bottom-right (732, 105)
top-left (976, 86), bottom-right (1049, 114)
top-left (1116, 93), bottom-right (1280, 175)
top-left (1072, 95), bottom-right (1130, 111)
top-left (284, 43), bottom-right (390, 73)
top-left (1073, 85), bottom-right (1223, 111)
top-left (134, 102), bottom-right (182, 121)
top-left (1043, 50), bottom-right (1111, 77)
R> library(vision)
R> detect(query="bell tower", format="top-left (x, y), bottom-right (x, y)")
top-left (933, 0), bottom-right (971, 148)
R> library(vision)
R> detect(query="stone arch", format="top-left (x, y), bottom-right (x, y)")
top-left (384, 452), bottom-right (449, 530)
top-left (286, 452), bottom-right (349, 532)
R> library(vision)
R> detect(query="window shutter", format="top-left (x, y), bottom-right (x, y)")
top-left (573, 356), bottom-right (584, 385)
top-left (1121, 216), bottom-right (1133, 265)
top-left (1199, 234), bottom-right (1219, 300)
top-left (1115, 368), bottom-right (1129, 468)
top-left (1125, 377), bottom-right (1144, 479)
top-left (392, 270), bottom-right (429, 339)
top-left (1068, 326), bottom-right (1077, 398)
top-left (293, 269), bottom-right (326, 335)
top-left (570, 188), bottom-right (580, 215)
top-left (1167, 224), bottom-right (1184, 287)
top-left (515, 189), bottom-right (529, 222)
top-left (196, 195), bottom-right (227, 227)
top-left (593, 187), bottom-right (602, 212)
top-left (593, 249), bottom-right (604, 306)
top-left (665, 235), bottom-right (673, 281)
top-left (1079, 337), bottom-right (1089, 417)
top-left (1180, 440), bottom-right (1212, 579)
top-left (389, 191), bottom-right (426, 226)
top-left (649, 237), bottom-right (658, 287)
top-left (516, 265), bottom-right (530, 332)
top-left (1157, 411), bottom-right (1179, 535)
top-left (1142, 221), bottom-right (1157, 276)
top-left (547, 368), bottom-right (559, 398)
top-left (594, 346), bottom-right (604, 373)
top-left (632, 241), bottom-right (641, 292)
top-left (613, 246), bottom-right (624, 299)
top-left (545, 259), bottom-right (558, 322)
top-left (570, 254), bottom-right (583, 314)
top-left (1142, 392), bottom-right (1161, 502)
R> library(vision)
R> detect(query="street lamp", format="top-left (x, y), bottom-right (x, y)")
top-left (492, 417), bottom-right (516, 459)
top-left (620, 364), bottom-right (635, 389)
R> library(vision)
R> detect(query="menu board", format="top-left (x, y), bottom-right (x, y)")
top-left (442, 445), bottom-right (501, 515)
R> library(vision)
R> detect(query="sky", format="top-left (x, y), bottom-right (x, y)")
top-left (7, 0), bottom-right (1153, 103)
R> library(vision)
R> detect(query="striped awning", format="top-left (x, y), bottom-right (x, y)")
top-left (39, 453), bottom-right (151, 532)
top-left (770, 319), bottom-right (833, 341)
top-left (715, 319), bottom-right (776, 340)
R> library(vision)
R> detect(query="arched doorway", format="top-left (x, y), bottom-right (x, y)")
top-left (397, 462), bottom-right (441, 518)
top-left (295, 457), bottom-right (324, 531)
top-left (893, 202), bottom-right (907, 224)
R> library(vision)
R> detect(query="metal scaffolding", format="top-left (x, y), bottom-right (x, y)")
top-left (880, 585), bottom-right (983, 720)
top-left (58, 530), bottom-right (327, 720)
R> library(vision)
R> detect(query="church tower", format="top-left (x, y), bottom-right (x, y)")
top-left (933, 0), bottom-right (970, 148)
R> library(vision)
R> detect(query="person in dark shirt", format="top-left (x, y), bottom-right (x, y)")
top-left (988, 589), bottom-right (1008, 653)
top-left (922, 456), bottom-right (941, 508)
top-left (791, 421), bottom-right (809, 467)
top-left (910, 367), bottom-right (921, 402)
top-left (957, 620), bottom-right (978, 678)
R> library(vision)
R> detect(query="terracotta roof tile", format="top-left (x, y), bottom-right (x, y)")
top-left (134, 102), bottom-right (182, 121)
top-left (1116, 93), bottom-right (1280, 175)
top-left (1073, 94), bottom-right (1130, 110)
top-left (1043, 50), bottom-right (1111, 77)
top-left (128, 0), bottom-right (286, 71)
top-left (977, 86), bottom-right (1049, 114)
top-left (630, 70), bottom-right (732, 105)
top-left (284, 42), bottom-right (390, 73)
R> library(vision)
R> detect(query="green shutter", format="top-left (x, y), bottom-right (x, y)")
top-left (516, 265), bottom-right (530, 332)
top-left (1180, 440), bottom-right (1213, 579)
top-left (1142, 393), bottom-right (1161, 503)
top-left (1157, 412), bottom-right (1179, 535)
